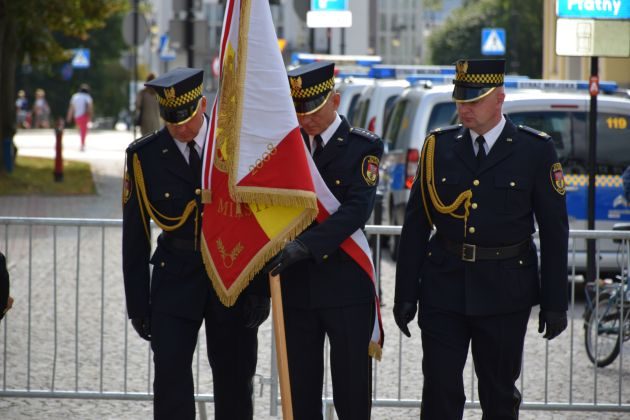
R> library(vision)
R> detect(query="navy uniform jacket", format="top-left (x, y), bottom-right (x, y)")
top-left (281, 117), bottom-right (384, 309)
top-left (395, 118), bottom-right (569, 315)
top-left (122, 125), bottom-right (266, 321)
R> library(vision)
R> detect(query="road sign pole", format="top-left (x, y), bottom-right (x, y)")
top-left (586, 56), bottom-right (598, 284)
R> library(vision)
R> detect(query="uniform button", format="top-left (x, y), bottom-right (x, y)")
top-left (164, 192), bottom-right (170, 198)
top-left (519, 260), bottom-right (524, 265)
top-left (428, 252), bottom-right (432, 256)
top-left (201, 212), bottom-right (204, 217)
top-left (471, 203), bottom-right (478, 209)
top-left (323, 255), bottom-right (328, 260)
top-left (468, 227), bottom-right (476, 234)
top-left (510, 182), bottom-right (516, 187)
top-left (335, 180), bottom-right (341, 185)
top-left (441, 177), bottom-right (446, 183)
top-left (195, 188), bottom-right (201, 195)
top-left (160, 262), bottom-right (165, 267)
top-left (473, 180), bottom-right (480, 186)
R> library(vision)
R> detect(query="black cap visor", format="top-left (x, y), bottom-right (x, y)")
top-left (452, 85), bottom-right (497, 103)
top-left (293, 91), bottom-right (332, 116)
top-left (160, 98), bottom-right (202, 125)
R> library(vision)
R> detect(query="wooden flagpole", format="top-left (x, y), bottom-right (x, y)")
top-left (269, 273), bottom-right (293, 419)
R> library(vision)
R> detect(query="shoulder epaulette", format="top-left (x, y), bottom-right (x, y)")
top-left (430, 124), bottom-right (462, 136)
top-left (350, 127), bottom-right (380, 142)
top-left (126, 131), bottom-right (158, 153)
top-left (518, 124), bottom-right (551, 141)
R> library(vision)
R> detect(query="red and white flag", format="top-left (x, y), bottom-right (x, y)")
top-left (200, 0), bottom-right (383, 358)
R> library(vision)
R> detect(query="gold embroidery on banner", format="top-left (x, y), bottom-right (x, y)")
top-left (214, 44), bottom-right (237, 174)
top-left (216, 239), bottom-right (244, 269)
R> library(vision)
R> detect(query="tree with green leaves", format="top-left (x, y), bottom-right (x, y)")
top-left (427, 0), bottom-right (543, 78)
top-left (0, 0), bottom-right (127, 172)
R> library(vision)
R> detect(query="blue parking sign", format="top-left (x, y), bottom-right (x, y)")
top-left (481, 28), bottom-right (506, 56)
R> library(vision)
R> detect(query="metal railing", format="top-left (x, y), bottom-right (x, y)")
top-left (1, 217), bottom-right (630, 418)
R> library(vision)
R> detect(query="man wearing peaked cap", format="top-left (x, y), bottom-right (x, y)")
top-left (122, 67), bottom-right (270, 420)
top-left (265, 60), bottom-right (384, 419)
top-left (394, 58), bottom-right (569, 419)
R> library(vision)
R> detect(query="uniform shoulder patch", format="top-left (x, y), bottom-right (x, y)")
top-left (550, 162), bottom-right (566, 195)
top-left (518, 125), bottom-right (551, 141)
top-left (350, 127), bottom-right (380, 142)
top-left (430, 124), bottom-right (462, 136)
top-left (361, 155), bottom-right (380, 186)
top-left (126, 131), bottom-right (159, 153)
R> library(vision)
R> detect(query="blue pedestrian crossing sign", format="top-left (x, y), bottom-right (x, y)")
top-left (71, 48), bottom-right (90, 69)
top-left (481, 28), bottom-right (506, 56)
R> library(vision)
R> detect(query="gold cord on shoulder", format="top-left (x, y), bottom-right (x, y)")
top-left (132, 154), bottom-right (200, 245)
top-left (422, 135), bottom-right (473, 236)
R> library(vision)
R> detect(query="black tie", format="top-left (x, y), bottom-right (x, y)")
top-left (313, 135), bottom-right (324, 161)
top-left (476, 136), bottom-right (486, 168)
top-left (188, 141), bottom-right (201, 184)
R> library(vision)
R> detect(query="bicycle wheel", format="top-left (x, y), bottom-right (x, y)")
top-left (584, 292), bottom-right (622, 367)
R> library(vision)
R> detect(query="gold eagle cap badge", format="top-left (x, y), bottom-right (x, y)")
top-left (456, 60), bottom-right (468, 75)
top-left (290, 76), bottom-right (302, 91)
top-left (164, 86), bottom-right (176, 100)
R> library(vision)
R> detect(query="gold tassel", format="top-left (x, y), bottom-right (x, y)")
top-left (368, 341), bottom-right (382, 361)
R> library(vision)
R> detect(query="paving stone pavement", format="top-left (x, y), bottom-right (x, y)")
top-left (1, 128), bottom-right (629, 419)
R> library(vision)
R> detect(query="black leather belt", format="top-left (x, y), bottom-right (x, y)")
top-left (437, 235), bottom-right (531, 262)
top-left (160, 232), bottom-right (198, 251)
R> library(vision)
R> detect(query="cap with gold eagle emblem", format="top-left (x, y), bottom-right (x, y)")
top-left (287, 61), bottom-right (335, 116)
top-left (452, 59), bottom-right (505, 103)
top-left (145, 67), bottom-right (204, 125)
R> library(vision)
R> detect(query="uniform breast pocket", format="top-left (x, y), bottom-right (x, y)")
top-left (149, 185), bottom-right (188, 216)
top-left (435, 172), bottom-right (462, 203)
top-left (494, 175), bottom-right (531, 213)
top-left (323, 171), bottom-right (349, 201)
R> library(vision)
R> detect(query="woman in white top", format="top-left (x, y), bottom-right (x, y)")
top-left (66, 84), bottom-right (94, 151)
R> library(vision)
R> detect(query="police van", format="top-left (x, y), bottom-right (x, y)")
top-left (336, 76), bottom-right (374, 125)
top-left (499, 83), bottom-right (630, 275)
top-left (382, 79), bottom-right (630, 273)
top-left (351, 79), bottom-right (410, 137)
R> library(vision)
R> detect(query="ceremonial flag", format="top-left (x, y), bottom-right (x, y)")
top-left (201, 0), bottom-right (383, 357)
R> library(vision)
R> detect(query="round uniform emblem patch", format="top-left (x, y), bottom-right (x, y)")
top-left (122, 168), bottom-right (132, 205)
top-left (362, 155), bottom-right (380, 186)
top-left (550, 162), bottom-right (566, 195)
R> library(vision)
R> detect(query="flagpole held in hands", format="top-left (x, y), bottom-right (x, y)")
top-left (270, 273), bottom-right (293, 420)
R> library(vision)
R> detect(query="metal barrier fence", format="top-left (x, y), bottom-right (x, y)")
top-left (1, 217), bottom-right (630, 419)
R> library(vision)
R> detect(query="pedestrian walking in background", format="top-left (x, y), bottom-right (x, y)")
top-left (15, 89), bottom-right (31, 128)
top-left (136, 73), bottom-right (161, 135)
top-left (394, 58), bottom-right (569, 419)
top-left (66, 84), bottom-right (93, 151)
top-left (265, 61), bottom-right (384, 419)
top-left (122, 67), bottom-right (269, 420)
top-left (0, 252), bottom-right (14, 322)
top-left (32, 88), bottom-right (50, 129)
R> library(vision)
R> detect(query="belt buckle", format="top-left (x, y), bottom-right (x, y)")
top-left (462, 243), bottom-right (476, 262)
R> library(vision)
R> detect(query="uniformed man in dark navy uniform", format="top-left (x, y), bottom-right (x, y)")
top-left (393, 59), bottom-right (569, 419)
top-left (266, 61), bottom-right (384, 419)
top-left (122, 67), bottom-right (270, 420)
